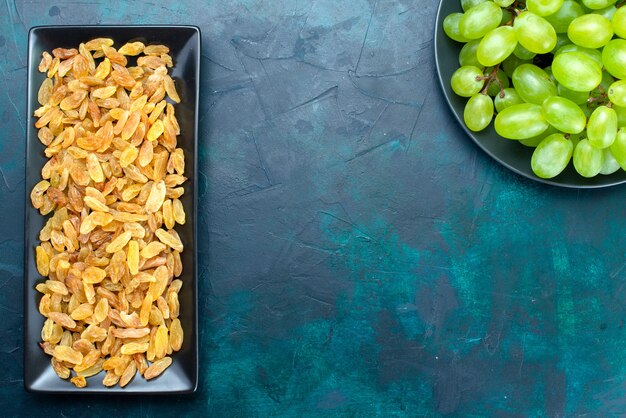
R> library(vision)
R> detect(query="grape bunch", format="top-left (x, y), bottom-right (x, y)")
top-left (443, 0), bottom-right (626, 179)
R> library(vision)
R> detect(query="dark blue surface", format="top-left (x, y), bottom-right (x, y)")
top-left (3, 0), bottom-right (626, 416)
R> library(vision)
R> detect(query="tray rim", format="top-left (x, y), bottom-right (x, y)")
top-left (23, 24), bottom-right (201, 394)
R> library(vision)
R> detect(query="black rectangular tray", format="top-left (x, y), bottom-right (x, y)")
top-left (24, 25), bottom-right (200, 394)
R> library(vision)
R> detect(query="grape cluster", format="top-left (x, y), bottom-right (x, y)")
top-left (444, 0), bottom-right (626, 179)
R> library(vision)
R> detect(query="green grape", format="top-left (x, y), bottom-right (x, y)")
top-left (511, 64), bottom-right (557, 104)
top-left (459, 2), bottom-right (503, 40)
top-left (502, 55), bottom-right (532, 78)
top-left (520, 126), bottom-right (559, 147)
top-left (587, 106), bottom-right (617, 149)
top-left (612, 6), bottom-right (626, 39)
top-left (514, 11), bottom-right (557, 54)
top-left (542, 96), bottom-right (587, 133)
top-left (462, 0), bottom-right (489, 12)
top-left (579, 103), bottom-right (593, 118)
top-left (451, 66), bottom-right (485, 97)
top-left (459, 40), bottom-right (482, 67)
top-left (477, 26), bottom-right (518, 66)
top-left (573, 139), bottom-right (604, 177)
top-left (600, 148), bottom-right (621, 174)
top-left (444, 13), bottom-right (470, 43)
top-left (609, 128), bottom-right (626, 169)
top-left (598, 71), bottom-right (616, 92)
top-left (495, 88), bottom-right (524, 112)
top-left (608, 80), bottom-right (626, 107)
top-left (440, 1), bottom-right (626, 180)
top-left (553, 33), bottom-right (572, 51)
top-left (485, 69), bottom-right (511, 96)
top-left (602, 40), bottom-right (626, 80)
top-left (501, 9), bottom-right (514, 25)
top-left (464, 94), bottom-right (494, 131)
top-left (552, 52), bottom-right (602, 92)
top-left (555, 44), bottom-right (602, 66)
top-left (614, 105), bottom-right (626, 127)
top-left (544, 1), bottom-right (585, 33)
top-left (595, 5), bottom-right (617, 19)
top-left (558, 84), bottom-right (589, 105)
top-left (520, 136), bottom-right (548, 147)
top-left (495, 103), bottom-right (550, 139)
top-left (513, 43), bottom-right (537, 60)
top-left (567, 14), bottom-right (613, 48)
top-left (527, 0), bottom-right (564, 17)
top-left (568, 132), bottom-right (582, 148)
top-left (581, 0), bottom-right (617, 9)
top-left (531, 133), bottom-right (573, 178)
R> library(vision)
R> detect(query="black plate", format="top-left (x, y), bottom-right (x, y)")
top-left (24, 26), bottom-right (200, 393)
top-left (434, 1), bottom-right (626, 188)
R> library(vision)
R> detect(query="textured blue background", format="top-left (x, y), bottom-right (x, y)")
top-left (3, 0), bottom-right (626, 416)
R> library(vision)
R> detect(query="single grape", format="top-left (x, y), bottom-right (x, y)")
top-left (544, 0), bottom-right (585, 33)
top-left (477, 26), bottom-right (518, 67)
top-left (595, 5), bottom-right (617, 20)
top-left (573, 139), bottom-right (604, 177)
top-left (610, 128), bottom-right (626, 169)
top-left (459, 40), bottom-right (483, 68)
top-left (461, 0), bottom-right (489, 12)
top-left (558, 84), bottom-right (589, 105)
top-left (519, 126), bottom-right (559, 147)
top-left (579, 103), bottom-right (592, 118)
top-left (587, 106), bottom-right (618, 149)
top-left (494, 88), bottom-right (524, 112)
top-left (542, 96), bottom-right (587, 133)
top-left (451, 66), bottom-right (485, 97)
top-left (612, 6), bottom-right (626, 39)
top-left (502, 55), bottom-right (532, 78)
top-left (603, 40), bottom-right (626, 81)
top-left (494, 0), bottom-right (515, 6)
top-left (544, 66), bottom-right (555, 82)
top-left (495, 103), bottom-right (550, 139)
top-left (531, 133), bottom-right (573, 178)
top-left (555, 44), bottom-right (602, 67)
top-left (527, 0), bottom-right (564, 17)
top-left (568, 132), bottom-right (582, 149)
top-left (614, 105), bottom-right (626, 127)
top-left (553, 33), bottom-right (572, 51)
top-left (514, 11), bottom-right (557, 54)
top-left (568, 14), bottom-right (613, 48)
top-left (512, 64), bottom-right (557, 104)
top-left (608, 80), bottom-right (626, 107)
top-left (600, 148), bottom-right (621, 175)
top-left (581, 0), bottom-right (617, 9)
top-left (464, 93), bottom-right (494, 131)
top-left (513, 43), bottom-right (537, 60)
top-left (520, 136), bottom-right (548, 147)
top-left (598, 71), bottom-right (616, 92)
top-left (501, 9), bottom-right (514, 25)
top-left (552, 52), bottom-right (602, 92)
top-left (444, 13), bottom-right (470, 43)
top-left (485, 69), bottom-right (511, 96)
top-left (460, 2), bottom-right (503, 40)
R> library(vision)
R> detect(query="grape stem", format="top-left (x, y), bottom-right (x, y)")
top-left (476, 65), bottom-right (505, 97)
top-left (587, 85), bottom-right (611, 109)
top-left (506, 1), bottom-right (525, 16)
top-left (617, 0), bottom-right (626, 8)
